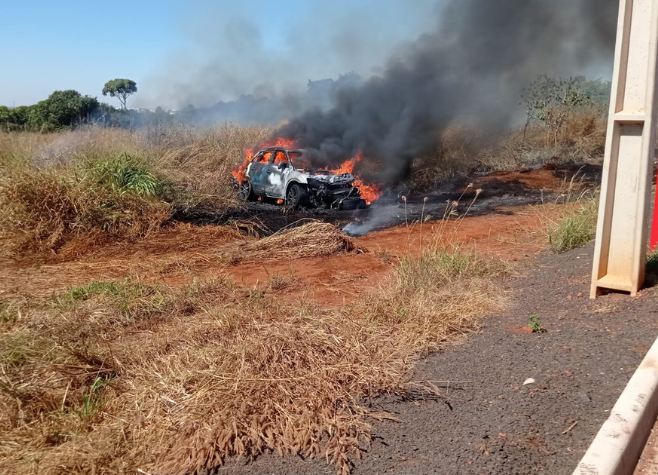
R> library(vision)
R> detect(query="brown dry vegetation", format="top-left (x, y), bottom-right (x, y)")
top-left (0, 110), bottom-right (606, 259)
top-left (0, 125), bottom-right (271, 259)
top-left (0, 232), bottom-right (507, 475)
top-left (409, 108), bottom-right (606, 191)
top-left (218, 221), bottom-right (359, 265)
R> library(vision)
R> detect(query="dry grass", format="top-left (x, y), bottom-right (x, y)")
top-left (0, 167), bottom-right (172, 259)
top-left (0, 236), bottom-right (506, 475)
top-left (218, 221), bottom-right (359, 265)
top-left (152, 124), bottom-right (271, 218)
top-left (0, 125), bottom-right (271, 260)
top-left (407, 109), bottom-right (606, 192)
top-left (543, 174), bottom-right (599, 253)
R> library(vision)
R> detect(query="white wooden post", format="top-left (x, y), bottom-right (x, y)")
top-left (591, 0), bottom-right (658, 298)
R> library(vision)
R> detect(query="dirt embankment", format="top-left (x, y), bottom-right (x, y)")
top-left (0, 165), bottom-right (615, 475)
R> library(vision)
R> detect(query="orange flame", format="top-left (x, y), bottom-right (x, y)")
top-left (326, 153), bottom-right (382, 204)
top-left (233, 138), bottom-right (382, 204)
top-left (232, 138), bottom-right (296, 183)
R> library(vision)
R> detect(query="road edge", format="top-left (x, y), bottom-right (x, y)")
top-left (573, 337), bottom-right (658, 475)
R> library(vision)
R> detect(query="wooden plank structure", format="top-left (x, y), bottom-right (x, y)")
top-left (591, 0), bottom-right (658, 298)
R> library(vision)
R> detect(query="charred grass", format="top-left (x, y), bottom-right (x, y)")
top-left (408, 110), bottom-right (606, 192)
top-left (0, 241), bottom-right (507, 475)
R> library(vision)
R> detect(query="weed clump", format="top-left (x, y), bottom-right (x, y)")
top-left (646, 247), bottom-right (658, 272)
top-left (547, 198), bottom-right (598, 253)
top-left (528, 314), bottom-right (543, 333)
top-left (88, 153), bottom-right (168, 197)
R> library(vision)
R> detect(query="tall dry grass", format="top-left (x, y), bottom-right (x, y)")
top-left (0, 124), bottom-right (272, 259)
top-left (0, 229), bottom-right (506, 475)
top-left (152, 124), bottom-right (271, 216)
top-left (408, 108), bottom-right (607, 191)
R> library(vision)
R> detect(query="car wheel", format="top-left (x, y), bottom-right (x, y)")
top-left (341, 198), bottom-right (362, 210)
top-left (237, 181), bottom-right (255, 201)
top-left (286, 184), bottom-right (307, 209)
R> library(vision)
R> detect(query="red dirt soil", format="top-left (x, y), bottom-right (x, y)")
top-left (478, 168), bottom-right (572, 190)
top-left (0, 203), bottom-right (564, 307)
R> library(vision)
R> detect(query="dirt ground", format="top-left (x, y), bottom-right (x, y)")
top-left (0, 166), bottom-right (585, 304)
top-left (636, 418), bottom-right (658, 474)
top-left (0, 203), bottom-right (556, 308)
top-left (3, 165), bottom-right (639, 475)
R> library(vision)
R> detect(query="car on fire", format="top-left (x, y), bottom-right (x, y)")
top-left (237, 147), bottom-right (367, 210)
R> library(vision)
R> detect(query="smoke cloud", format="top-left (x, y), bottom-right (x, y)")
top-left (137, 0), bottom-right (436, 114)
top-left (275, 0), bottom-right (619, 183)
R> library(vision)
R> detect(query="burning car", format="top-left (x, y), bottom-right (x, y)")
top-left (236, 147), bottom-right (368, 210)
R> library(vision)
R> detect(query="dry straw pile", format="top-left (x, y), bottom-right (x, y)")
top-left (218, 221), bottom-right (358, 265)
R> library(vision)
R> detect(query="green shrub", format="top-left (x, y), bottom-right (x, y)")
top-left (396, 248), bottom-right (508, 288)
top-left (89, 153), bottom-right (168, 197)
top-left (647, 249), bottom-right (658, 276)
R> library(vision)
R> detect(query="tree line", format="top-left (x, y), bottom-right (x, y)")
top-left (0, 79), bottom-right (138, 132)
top-left (1, 75), bottom-right (612, 133)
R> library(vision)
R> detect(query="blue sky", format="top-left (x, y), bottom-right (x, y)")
top-left (0, 0), bottom-right (436, 108)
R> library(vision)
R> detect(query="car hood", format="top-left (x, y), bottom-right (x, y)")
top-left (302, 171), bottom-right (355, 186)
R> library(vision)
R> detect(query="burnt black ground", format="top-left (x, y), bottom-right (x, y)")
top-left (225, 243), bottom-right (658, 475)
top-left (191, 164), bottom-right (602, 237)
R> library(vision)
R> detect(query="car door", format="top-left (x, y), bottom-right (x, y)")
top-left (249, 151), bottom-right (272, 194)
top-left (264, 150), bottom-right (290, 199)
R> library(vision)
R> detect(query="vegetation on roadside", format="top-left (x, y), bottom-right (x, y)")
top-left (528, 314), bottom-right (543, 333)
top-left (0, 74), bottom-right (611, 260)
top-left (0, 154), bottom-right (172, 257)
top-left (409, 77), bottom-right (609, 190)
top-left (0, 239), bottom-right (507, 475)
top-left (0, 124), bottom-right (270, 259)
top-left (646, 249), bottom-right (658, 276)
top-left (0, 72), bottom-right (612, 475)
top-left (546, 198), bottom-right (598, 253)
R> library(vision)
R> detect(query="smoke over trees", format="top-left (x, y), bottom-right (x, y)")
top-left (275, 0), bottom-right (619, 182)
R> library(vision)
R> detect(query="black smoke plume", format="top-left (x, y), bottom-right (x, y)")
top-left (275, 0), bottom-right (619, 183)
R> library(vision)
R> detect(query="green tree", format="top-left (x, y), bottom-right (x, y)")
top-left (32, 90), bottom-right (99, 130)
top-left (0, 106), bottom-right (10, 130)
top-left (522, 75), bottom-right (592, 146)
top-left (0, 105), bottom-right (31, 131)
top-left (102, 79), bottom-right (137, 109)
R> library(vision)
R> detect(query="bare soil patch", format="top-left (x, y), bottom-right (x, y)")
top-left (0, 203), bottom-right (563, 307)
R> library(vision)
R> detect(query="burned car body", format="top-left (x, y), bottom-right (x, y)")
top-left (238, 147), bottom-right (367, 209)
